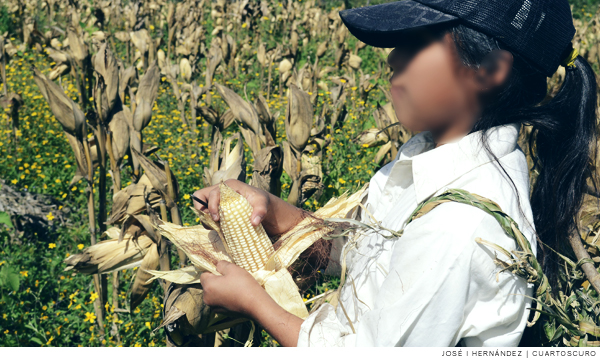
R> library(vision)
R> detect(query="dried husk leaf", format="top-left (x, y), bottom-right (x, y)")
top-left (47, 63), bottom-right (70, 80)
top-left (214, 83), bottom-right (260, 134)
top-left (316, 42), bottom-right (327, 58)
top-left (257, 42), bottom-right (266, 67)
top-left (108, 109), bottom-right (130, 164)
top-left (266, 183), bottom-right (368, 270)
top-left (156, 221), bottom-right (232, 274)
top-left (130, 29), bottom-right (149, 55)
top-left (374, 141), bottom-right (393, 164)
top-left (210, 133), bottom-right (247, 185)
top-left (252, 267), bottom-right (309, 319)
top-left (159, 283), bottom-right (247, 342)
top-left (146, 266), bottom-right (202, 284)
top-left (279, 58), bottom-right (292, 74)
top-left (114, 31), bottom-right (130, 42)
top-left (92, 42), bottom-right (120, 118)
top-left (348, 54), bottom-right (362, 69)
top-left (131, 148), bottom-right (178, 207)
top-left (285, 84), bottom-right (313, 152)
top-left (107, 174), bottom-right (161, 224)
top-left (45, 47), bottom-right (70, 64)
top-left (254, 94), bottom-right (271, 124)
top-left (250, 145), bottom-right (283, 197)
top-left (281, 140), bottom-right (300, 180)
top-left (119, 66), bottom-right (138, 100)
top-left (32, 66), bottom-right (86, 139)
top-left (130, 242), bottom-right (160, 310)
top-left (67, 28), bottom-right (88, 62)
top-left (132, 60), bottom-right (160, 131)
top-left (63, 232), bottom-right (154, 274)
top-left (353, 128), bottom-right (389, 148)
top-left (179, 57), bottom-right (192, 82)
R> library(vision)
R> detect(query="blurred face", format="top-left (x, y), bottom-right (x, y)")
top-left (387, 29), bottom-right (481, 144)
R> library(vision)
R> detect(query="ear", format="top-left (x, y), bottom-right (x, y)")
top-left (475, 49), bottom-right (514, 93)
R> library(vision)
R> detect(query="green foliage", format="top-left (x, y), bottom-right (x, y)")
top-left (0, 264), bottom-right (20, 293)
top-left (0, 4), bottom-right (17, 36)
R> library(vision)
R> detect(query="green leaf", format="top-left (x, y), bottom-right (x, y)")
top-left (6, 272), bottom-right (19, 292)
top-left (550, 326), bottom-right (564, 342)
top-left (30, 337), bottom-right (43, 346)
top-left (0, 211), bottom-right (13, 229)
top-left (543, 320), bottom-right (556, 340)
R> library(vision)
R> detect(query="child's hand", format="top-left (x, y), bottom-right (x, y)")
top-left (192, 179), bottom-right (270, 226)
top-left (200, 260), bottom-right (267, 316)
top-left (192, 179), bottom-right (306, 237)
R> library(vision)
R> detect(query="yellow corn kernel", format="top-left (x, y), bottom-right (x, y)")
top-left (218, 182), bottom-right (274, 273)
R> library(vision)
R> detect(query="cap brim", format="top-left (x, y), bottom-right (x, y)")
top-left (339, 0), bottom-right (459, 48)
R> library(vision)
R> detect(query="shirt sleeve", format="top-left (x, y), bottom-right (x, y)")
top-left (297, 202), bottom-right (531, 346)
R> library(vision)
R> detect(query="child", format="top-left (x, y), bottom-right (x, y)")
top-left (193, 0), bottom-right (599, 347)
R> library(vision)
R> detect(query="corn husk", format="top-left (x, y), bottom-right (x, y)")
top-left (63, 230), bottom-right (154, 274)
top-left (214, 83), bottom-right (260, 134)
top-left (47, 63), bottom-right (70, 80)
top-left (285, 84), bottom-right (313, 152)
top-left (179, 58), bottom-right (192, 82)
top-left (203, 132), bottom-right (247, 186)
top-left (130, 242), bottom-right (160, 310)
top-left (132, 60), bottom-right (160, 132)
top-left (158, 283), bottom-right (248, 346)
top-left (107, 174), bottom-right (161, 224)
top-left (353, 128), bottom-right (389, 148)
top-left (250, 145), bottom-right (283, 196)
top-left (92, 42), bottom-right (120, 120)
top-left (31, 66), bottom-right (85, 139)
top-left (348, 54), bottom-right (362, 69)
top-left (66, 27), bottom-right (88, 63)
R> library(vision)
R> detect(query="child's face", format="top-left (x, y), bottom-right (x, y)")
top-left (387, 29), bottom-right (480, 136)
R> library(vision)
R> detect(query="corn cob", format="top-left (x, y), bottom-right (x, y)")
top-left (217, 182), bottom-right (274, 273)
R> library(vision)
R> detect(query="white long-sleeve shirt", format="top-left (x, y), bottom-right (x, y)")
top-left (296, 122), bottom-right (537, 347)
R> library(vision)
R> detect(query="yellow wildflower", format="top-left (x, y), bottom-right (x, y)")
top-left (84, 312), bottom-right (97, 323)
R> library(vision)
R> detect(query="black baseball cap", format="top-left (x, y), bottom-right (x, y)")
top-left (339, 0), bottom-right (576, 77)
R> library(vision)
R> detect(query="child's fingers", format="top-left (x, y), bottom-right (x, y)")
top-left (208, 188), bottom-right (221, 221)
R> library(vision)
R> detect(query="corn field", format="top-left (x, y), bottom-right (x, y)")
top-left (0, 0), bottom-right (599, 348)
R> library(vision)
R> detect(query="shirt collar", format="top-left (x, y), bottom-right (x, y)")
top-left (390, 122), bottom-right (521, 204)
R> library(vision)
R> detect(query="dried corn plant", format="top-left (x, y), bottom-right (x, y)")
top-left (282, 84), bottom-right (319, 206)
top-left (129, 60), bottom-right (160, 179)
top-left (31, 65), bottom-right (107, 335)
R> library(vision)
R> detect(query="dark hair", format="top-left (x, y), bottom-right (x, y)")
top-left (436, 23), bottom-right (599, 294)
